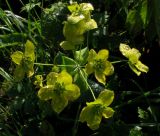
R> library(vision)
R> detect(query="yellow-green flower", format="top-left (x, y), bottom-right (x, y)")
top-left (119, 43), bottom-right (149, 76)
top-left (85, 49), bottom-right (114, 85)
top-left (80, 90), bottom-right (114, 130)
top-left (11, 40), bottom-right (35, 81)
top-left (38, 70), bottom-right (80, 113)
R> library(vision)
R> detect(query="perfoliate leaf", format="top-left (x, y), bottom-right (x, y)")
top-left (68, 2), bottom-right (79, 13)
top-left (102, 107), bottom-right (114, 118)
top-left (68, 15), bottom-right (85, 24)
top-left (57, 70), bottom-right (73, 85)
top-left (135, 61), bottom-right (149, 73)
top-left (97, 49), bottom-right (109, 60)
top-left (34, 75), bottom-right (43, 87)
top-left (51, 93), bottom-right (68, 114)
top-left (64, 84), bottom-right (80, 101)
top-left (128, 62), bottom-right (141, 76)
top-left (14, 65), bottom-right (25, 81)
top-left (38, 86), bottom-right (54, 101)
top-left (79, 104), bottom-right (102, 130)
top-left (47, 72), bottom-right (58, 85)
top-left (84, 19), bottom-right (97, 31)
top-left (11, 51), bottom-right (23, 65)
top-left (95, 71), bottom-right (106, 85)
top-left (60, 41), bottom-right (75, 50)
top-left (24, 40), bottom-right (35, 61)
top-left (97, 90), bottom-right (114, 106)
top-left (80, 3), bottom-right (94, 11)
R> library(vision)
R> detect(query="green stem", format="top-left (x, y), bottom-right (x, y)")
top-left (79, 68), bottom-right (96, 100)
top-left (111, 60), bottom-right (128, 64)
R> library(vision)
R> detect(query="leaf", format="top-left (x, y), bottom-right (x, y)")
top-left (51, 93), bottom-right (68, 114)
top-left (68, 2), bottom-right (79, 13)
top-left (128, 62), bottom-right (141, 76)
top-left (95, 71), bottom-right (106, 85)
top-left (38, 86), bottom-right (54, 101)
top-left (138, 107), bottom-right (149, 120)
top-left (135, 61), bottom-right (149, 73)
top-left (67, 15), bottom-right (85, 24)
top-left (129, 126), bottom-right (143, 136)
top-left (74, 69), bottom-right (88, 92)
top-left (24, 40), bottom-right (35, 61)
top-left (80, 3), bottom-right (94, 11)
top-left (47, 72), bottom-right (58, 85)
top-left (79, 104), bottom-right (102, 130)
top-left (102, 107), bottom-right (114, 118)
top-left (97, 90), bottom-right (114, 106)
top-left (140, 0), bottom-right (148, 26)
top-left (0, 67), bottom-right (13, 81)
top-left (74, 47), bottom-right (89, 65)
top-left (34, 75), bottom-right (43, 87)
top-left (60, 41), bottom-right (75, 50)
top-left (11, 51), bottom-right (23, 65)
top-left (21, 2), bottom-right (41, 12)
top-left (14, 65), bottom-right (25, 81)
top-left (64, 84), bottom-right (80, 101)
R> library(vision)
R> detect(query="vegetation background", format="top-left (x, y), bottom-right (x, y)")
top-left (0, 0), bottom-right (160, 136)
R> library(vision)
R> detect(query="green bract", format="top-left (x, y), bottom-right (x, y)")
top-left (85, 49), bottom-right (114, 85)
top-left (80, 90), bottom-right (114, 130)
top-left (38, 70), bottom-right (80, 114)
top-left (60, 2), bottom-right (97, 50)
top-left (11, 40), bottom-right (35, 81)
top-left (119, 43), bottom-right (149, 76)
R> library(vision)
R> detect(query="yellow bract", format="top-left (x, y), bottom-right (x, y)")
top-left (38, 70), bottom-right (80, 114)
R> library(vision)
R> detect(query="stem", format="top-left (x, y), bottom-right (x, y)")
top-left (111, 60), bottom-right (128, 64)
top-left (79, 68), bottom-right (96, 100)
top-left (34, 63), bottom-right (54, 66)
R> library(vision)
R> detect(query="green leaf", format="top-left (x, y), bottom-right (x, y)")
top-left (74, 47), bottom-right (89, 65)
top-left (79, 104), bottom-right (102, 130)
top-left (14, 65), bottom-right (25, 81)
top-left (97, 90), bottom-right (114, 106)
top-left (74, 69), bottom-right (88, 92)
top-left (54, 53), bottom-right (78, 73)
top-left (138, 107), bottom-right (149, 120)
top-left (38, 86), bottom-right (54, 100)
top-left (140, 0), bottom-right (148, 26)
top-left (11, 51), bottom-right (23, 65)
top-left (129, 126), bottom-right (143, 136)
top-left (51, 93), bottom-right (68, 114)
top-left (0, 67), bottom-right (13, 81)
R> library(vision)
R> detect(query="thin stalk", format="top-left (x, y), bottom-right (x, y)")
top-left (5, 0), bottom-right (12, 12)
top-left (79, 68), bottom-right (96, 100)
top-left (72, 104), bottom-right (81, 136)
top-left (111, 60), bottom-right (128, 64)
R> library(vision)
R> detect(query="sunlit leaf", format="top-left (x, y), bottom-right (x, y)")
top-left (95, 71), bottom-right (106, 85)
top-left (24, 40), bottom-right (35, 61)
